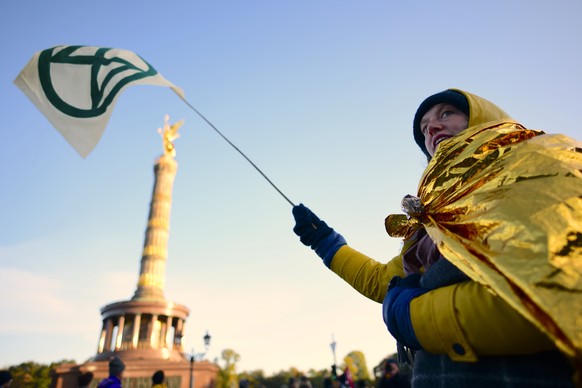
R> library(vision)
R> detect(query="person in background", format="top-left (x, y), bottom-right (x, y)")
top-left (97, 356), bottom-right (125, 388)
top-left (78, 371), bottom-right (94, 388)
top-left (299, 375), bottom-right (312, 388)
top-left (152, 370), bottom-right (165, 388)
top-left (292, 89), bottom-right (578, 387)
top-left (376, 358), bottom-right (410, 388)
top-left (337, 367), bottom-right (355, 388)
top-left (0, 371), bottom-right (12, 388)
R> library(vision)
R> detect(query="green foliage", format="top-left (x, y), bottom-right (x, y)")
top-left (306, 368), bottom-right (331, 388)
top-left (257, 368), bottom-right (292, 388)
top-left (7, 360), bottom-right (75, 388)
top-left (243, 366), bottom-right (332, 388)
top-left (238, 369), bottom-right (265, 387)
top-left (343, 351), bottom-right (371, 381)
top-left (218, 348), bottom-right (241, 388)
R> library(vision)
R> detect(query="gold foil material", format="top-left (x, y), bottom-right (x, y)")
top-left (386, 120), bottom-right (582, 368)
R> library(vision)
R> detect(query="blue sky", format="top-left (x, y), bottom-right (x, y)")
top-left (1, 0), bottom-right (581, 376)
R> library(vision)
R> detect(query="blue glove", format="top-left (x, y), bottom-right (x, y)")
top-left (382, 274), bottom-right (428, 350)
top-left (292, 204), bottom-right (346, 267)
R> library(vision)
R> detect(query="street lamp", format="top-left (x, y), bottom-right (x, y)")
top-left (203, 330), bottom-right (211, 353)
top-left (330, 334), bottom-right (338, 380)
top-left (189, 331), bottom-right (212, 388)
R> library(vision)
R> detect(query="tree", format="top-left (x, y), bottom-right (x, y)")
top-left (7, 360), bottom-right (74, 388)
top-left (306, 368), bottom-right (330, 388)
top-left (219, 348), bottom-right (241, 388)
top-left (238, 369), bottom-right (265, 388)
top-left (343, 351), bottom-right (371, 382)
top-left (260, 369), bottom-right (293, 388)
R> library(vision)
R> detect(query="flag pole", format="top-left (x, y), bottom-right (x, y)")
top-left (180, 97), bottom-right (295, 207)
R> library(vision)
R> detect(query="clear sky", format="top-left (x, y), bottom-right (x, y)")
top-left (1, 0), bottom-right (581, 377)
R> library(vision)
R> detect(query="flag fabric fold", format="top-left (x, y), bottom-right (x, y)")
top-left (14, 45), bottom-right (185, 157)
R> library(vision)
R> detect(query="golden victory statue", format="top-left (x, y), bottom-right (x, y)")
top-left (158, 114), bottom-right (184, 157)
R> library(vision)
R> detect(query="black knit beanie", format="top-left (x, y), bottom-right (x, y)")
top-left (413, 90), bottom-right (469, 159)
top-left (153, 370), bottom-right (165, 384)
top-left (77, 372), bottom-right (94, 386)
top-left (109, 356), bottom-right (125, 376)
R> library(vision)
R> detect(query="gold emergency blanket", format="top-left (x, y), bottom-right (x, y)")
top-left (386, 120), bottom-right (582, 366)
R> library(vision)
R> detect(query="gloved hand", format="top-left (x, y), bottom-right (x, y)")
top-left (382, 274), bottom-right (428, 350)
top-left (292, 204), bottom-right (346, 267)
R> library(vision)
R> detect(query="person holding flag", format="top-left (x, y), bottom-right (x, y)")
top-left (293, 89), bottom-right (581, 387)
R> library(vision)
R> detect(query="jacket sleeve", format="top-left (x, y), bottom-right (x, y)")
top-left (410, 280), bottom-right (556, 361)
top-left (329, 245), bottom-right (405, 303)
top-left (329, 246), bottom-right (556, 361)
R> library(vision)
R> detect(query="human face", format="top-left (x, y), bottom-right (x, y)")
top-left (420, 103), bottom-right (469, 157)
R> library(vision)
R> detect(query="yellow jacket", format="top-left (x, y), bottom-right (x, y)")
top-left (331, 245), bottom-right (555, 361)
top-left (329, 89), bottom-right (567, 362)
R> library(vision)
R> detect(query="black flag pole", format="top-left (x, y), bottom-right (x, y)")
top-left (180, 97), bottom-right (295, 207)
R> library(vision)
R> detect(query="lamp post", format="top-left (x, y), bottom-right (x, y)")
top-left (203, 330), bottom-right (211, 353)
top-left (189, 353), bottom-right (194, 388)
top-left (330, 334), bottom-right (337, 380)
top-left (189, 331), bottom-right (212, 388)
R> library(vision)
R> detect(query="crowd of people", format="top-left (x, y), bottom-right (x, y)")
top-left (92, 357), bottom-right (166, 387)
top-left (1, 355), bottom-right (409, 388)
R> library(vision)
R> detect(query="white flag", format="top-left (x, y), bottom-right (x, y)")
top-left (14, 45), bottom-right (185, 157)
